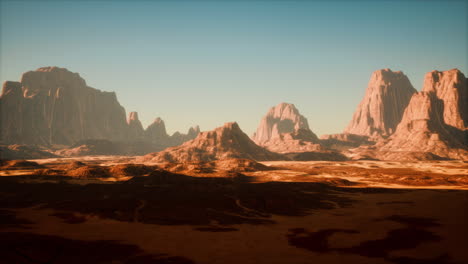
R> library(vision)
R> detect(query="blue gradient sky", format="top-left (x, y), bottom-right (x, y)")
top-left (1, 0), bottom-right (467, 136)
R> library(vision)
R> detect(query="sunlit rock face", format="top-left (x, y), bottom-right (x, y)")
top-left (0, 67), bottom-right (200, 152)
top-left (421, 69), bottom-right (468, 130)
top-left (378, 69), bottom-right (468, 160)
top-left (252, 103), bottom-right (322, 153)
top-left (0, 67), bottom-right (129, 145)
top-left (344, 69), bottom-right (417, 139)
top-left (253, 102), bottom-right (311, 143)
top-left (140, 122), bottom-right (286, 163)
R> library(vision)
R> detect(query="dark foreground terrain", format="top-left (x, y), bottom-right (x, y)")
top-left (0, 159), bottom-right (467, 264)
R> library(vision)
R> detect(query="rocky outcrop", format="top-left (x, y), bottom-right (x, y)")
top-left (145, 118), bottom-right (168, 143)
top-left (127, 112), bottom-right (144, 140)
top-left (159, 158), bottom-right (274, 177)
top-left (143, 118), bottom-right (200, 149)
top-left (0, 144), bottom-right (57, 160)
top-left (260, 128), bottom-right (323, 153)
top-left (0, 67), bottom-right (199, 155)
top-left (344, 69), bottom-right (417, 139)
top-left (375, 69), bottom-right (468, 160)
top-left (253, 103), bottom-right (312, 143)
top-left (252, 103), bottom-right (322, 153)
top-left (187, 125), bottom-right (201, 139)
top-left (0, 67), bottom-right (129, 145)
top-left (54, 139), bottom-right (125, 157)
top-left (320, 133), bottom-right (372, 150)
top-left (52, 120), bottom-right (201, 157)
top-left (422, 69), bottom-right (467, 130)
top-left (168, 125), bottom-right (201, 146)
top-left (140, 122), bottom-right (286, 163)
top-left (51, 121), bottom-right (201, 157)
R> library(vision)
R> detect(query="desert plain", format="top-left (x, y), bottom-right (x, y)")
top-left (1, 156), bottom-right (467, 264)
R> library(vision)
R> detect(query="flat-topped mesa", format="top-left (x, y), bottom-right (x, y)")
top-left (377, 69), bottom-right (468, 160)
top-left (140, 122), bottom-right (285, 163)
top-left (344, 69), bottom-right (417, 139)
top-left (0, 66), bottom-right (128, 145)
top-left (20, 67), bottom-right (88, 97)
top-left (422, 69), bottom-right (468, 130)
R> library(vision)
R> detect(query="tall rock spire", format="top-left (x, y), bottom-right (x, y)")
top-left (344, 69), bottom-right (416, 138)
top-left (378, 69), bottom-right (468, 160)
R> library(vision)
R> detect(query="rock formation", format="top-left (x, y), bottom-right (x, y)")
top-left (376, 69), bottom-right (468, 160)
top-left (422, 69), bottom-right (467, 130)
top-left (144, 118), bottom-right (200, 148)
top-left (187, 125), bottom-right (201, 139)
top-left (253, 103), bottom-right (312, 143)
top-left (344, 69), bottom-right (417, 139)
top-left (140, 122), bottom-right (286, 163)
top-left (145, 118), bottom-right (168, 143)
top-left (320, 133), bottom-right (372, 150)
top-left (127, 112), bottom-right (145, 140)
top-left (259, 128), bottom-right (324, 153)
top-left (168, 125), bottom-right (201, 146)
top-left (1, 67), bottom-right (129, 145)
top-left (54, 139), bottom-right (125, 157)
top-left (0, 144), bottom-right (57, 160)
top-left (0, 67), bottom-right (199, 156)
top-left (252, 103), bottom-right (322, 153)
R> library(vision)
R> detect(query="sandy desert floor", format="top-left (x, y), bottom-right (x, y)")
top-left (1, 157), bottom-right (467, 264)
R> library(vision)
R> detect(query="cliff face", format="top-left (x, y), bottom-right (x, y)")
top-left (0, 67), bottom-right (199, 153)
top-left (377, 69), bottom-right (468, 160)
top-left (344, 69), bottom-right (417, 139)
top-left (422, 69), bottom-right (468, 130)
top-left (0, 67), bottom-right (129, 145)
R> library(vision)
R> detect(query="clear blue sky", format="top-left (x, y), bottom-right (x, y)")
top-left (1, 0), bottom-right (467, 136)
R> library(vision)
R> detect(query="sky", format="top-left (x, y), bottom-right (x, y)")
top-left (1, 0), bottom-right (467, 136)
